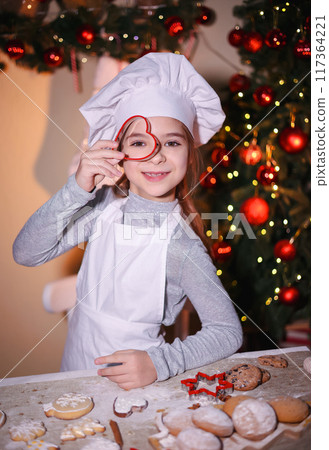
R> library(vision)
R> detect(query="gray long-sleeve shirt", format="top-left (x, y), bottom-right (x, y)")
top-left (13, 175), bottom-right (243, 381)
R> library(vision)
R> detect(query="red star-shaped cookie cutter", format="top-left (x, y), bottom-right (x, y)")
top-left (181, 372), bottom-right (233, 402)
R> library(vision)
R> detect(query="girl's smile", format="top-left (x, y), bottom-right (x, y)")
top-left (122, 117), bottom-right (190, 202)
top-left (142, 171), bottom-right (171, 182)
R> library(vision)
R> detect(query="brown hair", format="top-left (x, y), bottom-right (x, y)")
top-left (113, 119), bottom-right (211, 252)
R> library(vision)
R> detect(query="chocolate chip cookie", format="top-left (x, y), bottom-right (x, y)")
top-left (257, 355), bottom-right (288, 368)
top-left (225, 364), bottom-right (262, 391)
top-left (260, 368), bottom-right (271, 383)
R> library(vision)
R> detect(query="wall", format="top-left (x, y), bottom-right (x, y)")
top-left (0, 0), bottom-right (243, 378)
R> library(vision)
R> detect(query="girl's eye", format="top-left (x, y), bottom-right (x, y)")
top-left (166, 141), bottom-right (180, 147)
top-left (131, 141), bottom-right (146, 146)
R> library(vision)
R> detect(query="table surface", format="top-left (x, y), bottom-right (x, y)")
top-left (0, 346), bottom-right (311, 449)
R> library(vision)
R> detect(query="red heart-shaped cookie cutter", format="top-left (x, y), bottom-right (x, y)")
top-left (115, 115), bottom-right (158, 161)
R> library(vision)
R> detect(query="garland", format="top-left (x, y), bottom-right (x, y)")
top-left (0, 0), bottom-right (215, 73)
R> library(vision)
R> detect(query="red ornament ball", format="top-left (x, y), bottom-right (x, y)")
top-left (211, 145), bottom-right (231, 167)
top-left (253, 86), bottom-right (275, 106)
top-left (240, 197), bottom-right (270, 226)
top-left (278, 126), bottom-right (308, 153)
top-left (43, 47), bottom-right (63, 67)
top-left (229, 73), bottom-right (250, 93)
top-left (5, 39), bottom-right (25, 60)
top-left (265, 29), bottom-right (287, 48)
top-left (228, 27), bottom-right (245, 47)
top-left (200, 170), bottom-right (217, 188)
top-left (212, 241), bottom-right (232, 262)
top-left (196, 6), bottom-right (216, 25)
top-left (304, 16), bottom-right (311, 33)
top-left (243, 31), bottom-right (263, 53)
top-left (76, 24), bottom-right (96, 45)
top-left (279, 286), bottom-right (300, 305)
top-left (293, 39), bottom-right (311, 58)
top-left (239, 143), bottom-right (262, 165)
top-left (274, 240), bottom-right (296, 261)
top-left (164, 16), bottom-right (184, 36)
top-left (256, 165), bottom-right (278, 185)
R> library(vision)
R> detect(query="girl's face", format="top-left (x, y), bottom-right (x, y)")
top-left (121, 116), bottom-right (189, 202)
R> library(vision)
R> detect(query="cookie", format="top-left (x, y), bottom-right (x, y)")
top-left (61, 417), bottom-right (106, 441)
top-left (260, 368), bottom-right (271, 383)
top-left (81, 437), bottom-right (121, 449)
top-left (192, 406), bottom-right (233, 437)
top-left (257, 355), bottom-right (288, 368)
top-left (43, 392), bottom-right (94, 420)
top-left (222, 395), bottom-right (252, 417)
top-left (268, 396), bottom-right (310, 423)
top-left (176, 427), bottom-right (222, 450)
top-left (0, 409), bottom-right (6, 428)
top-left (163, 408), bottom-right (195, 436)
top-left (26, 439), bottom-right (59, 449)
top-left (225, 364), bottom-right (262, 391)
top-left (303, 356), bottom-right (311, 374)
top-left (113, 395), bottom-right (148, 418)
top-left (232, 399), bottom-right (277, 441)
top-left (9, 420), bottom-right (46, 442)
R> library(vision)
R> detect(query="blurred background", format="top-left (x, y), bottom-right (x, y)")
top-left (0, 0), bottom-right (310, 378)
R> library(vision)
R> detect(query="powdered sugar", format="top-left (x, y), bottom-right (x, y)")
top-left (80, 437), bottom-right (120, 449)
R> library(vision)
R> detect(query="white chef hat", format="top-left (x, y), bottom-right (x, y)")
top-left (80, 52), bottom-right (225, 148)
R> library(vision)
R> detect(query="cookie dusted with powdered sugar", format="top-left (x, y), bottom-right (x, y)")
top-left (113, 395), bottom-right (148, 418)
top-left (26, 439), bottom-right (59, 449)
top-left (43, 392), bottom-right (94, 420)
top-left (9, 419), bottom-right (46, 442)
top-left (192, 406), bottom-right (233, 437)
top-left (177, 427), bottom-right (222, 450)
top-left (81, 437), bottom-right (120, 449)
top-left (232, 399), bottom-right (277, 441)
top-left (60, 417), bottom-right (105, 441)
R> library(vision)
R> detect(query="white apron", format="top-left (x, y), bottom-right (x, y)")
top-left (61, 196), bottom-right (180, 371)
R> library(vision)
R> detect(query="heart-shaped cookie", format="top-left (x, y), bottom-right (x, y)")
top-left (113, 395), bottom-right (148, 418)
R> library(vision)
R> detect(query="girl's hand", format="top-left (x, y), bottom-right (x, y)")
top-left (95, 350), bottom-right (157, 390)
top-left (75, 140), bottom-right (125, 192)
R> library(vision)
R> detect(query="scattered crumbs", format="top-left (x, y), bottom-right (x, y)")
top-left (156, 409), bottom-right (166, 413)
top-left (32, 389), bottom-right (38, 392)
top-left (188, 403), bottom-right (200, 410)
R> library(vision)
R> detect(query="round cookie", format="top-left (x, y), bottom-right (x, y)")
top-left (43, 393), bottom-right (94, 420)
top-left (222, 395), bottom-right (253, 417)
top-left (268, 396), bottom-right (310, 423)
top-left (163, 408), bottom-right (195, 436)
top-left (260, 368), bottom-right (271, 383)
top-left (225, 364), bottom-right (262, 391)
top-left (177, 427), bottom-right (222, 450)
top-left (232, 398), bottom-right (277, 441)
top-left (257, 355), bottom-right (288, 368)
top-left (303, 356), bottom-right (311, 374)
top-left (192, 406), bottom-right (233, 437)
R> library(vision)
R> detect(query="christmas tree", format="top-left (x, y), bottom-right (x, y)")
top-left (197, 0), bottom-right (311, 348)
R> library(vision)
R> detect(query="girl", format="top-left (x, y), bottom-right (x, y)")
top-left (13, 53), bottom-right (243, 390)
